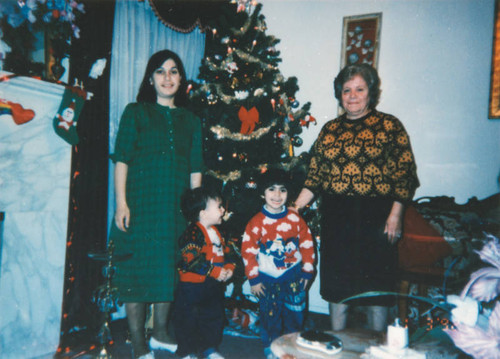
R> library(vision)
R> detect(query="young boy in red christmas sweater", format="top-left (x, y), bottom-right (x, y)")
top-left (173, 187), bottom-right (238, 359)
top-left (241, 169), bottom-right (316, 359)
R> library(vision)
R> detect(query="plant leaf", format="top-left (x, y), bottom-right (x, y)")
top-left (339, 291), bottom-right (454, 312)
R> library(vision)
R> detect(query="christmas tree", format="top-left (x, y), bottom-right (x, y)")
top-left (188, 1), bottom-right (316, 241)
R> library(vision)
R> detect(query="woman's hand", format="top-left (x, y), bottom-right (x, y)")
top-left (384, 201), bottom-right (404, 244)
top-left (251, 283), bottom-right (265, 298)
top-left (292, 188), bottom-right (315, 212)
top-left (115, 203), bottom-right (130, 232)
top-left (114, 161), bottom-right (129, 232)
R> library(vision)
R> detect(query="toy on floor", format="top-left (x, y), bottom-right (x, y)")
top-left (296, 330), bottom-right (343, 355)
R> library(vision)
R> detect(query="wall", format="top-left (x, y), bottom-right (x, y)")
top-left (261, 0), bottom-right (500, 204)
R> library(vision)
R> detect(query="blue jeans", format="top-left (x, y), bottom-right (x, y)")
top-left (258, 274), bottom-right (306, 348)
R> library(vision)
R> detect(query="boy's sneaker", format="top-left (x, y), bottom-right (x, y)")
top-left (206, 352), bottom-right (224, 359)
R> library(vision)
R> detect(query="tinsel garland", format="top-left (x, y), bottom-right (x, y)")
top-left (206, 168), bottom-right (242, 183)
top-left (233, 48), bottom-right (278, 71)
top-left (211, 119), bottom-right (277, 140)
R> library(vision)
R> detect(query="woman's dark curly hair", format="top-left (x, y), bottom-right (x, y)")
top-left (181, 186), bottom-right (223, 223)
top-left (136, 49), bottom-right (188, 107)
top-left (333, 63), bottom-right (381, 110)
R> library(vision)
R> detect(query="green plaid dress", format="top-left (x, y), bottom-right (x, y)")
top-left (109, 102), bottom-right (204, 303)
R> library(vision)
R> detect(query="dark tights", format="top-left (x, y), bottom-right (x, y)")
top-left (125, 302), bottom-right (173, 358)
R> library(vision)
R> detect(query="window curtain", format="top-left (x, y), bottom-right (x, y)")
top-left (108, 0), bottom-right (206, 236)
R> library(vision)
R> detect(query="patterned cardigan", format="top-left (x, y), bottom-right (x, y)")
top-left (304, 110), bottom-right (419, 203)
top-left (177, 222), bottom-right (239, 283)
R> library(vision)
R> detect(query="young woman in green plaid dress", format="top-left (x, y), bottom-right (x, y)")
top-left (109, 50), bottom-right (204, 359)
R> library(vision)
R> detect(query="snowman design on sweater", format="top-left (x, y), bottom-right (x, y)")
top-left (242, 206), bottom-right (315, 285)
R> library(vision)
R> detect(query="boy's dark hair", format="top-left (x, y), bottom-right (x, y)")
top-left (181, 186), bottom-right (223, 223)
top-left (258, 168), bottom-right (290, 195)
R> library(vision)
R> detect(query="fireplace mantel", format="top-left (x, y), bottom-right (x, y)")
top-left (0, 72), bottom-right (71, 358)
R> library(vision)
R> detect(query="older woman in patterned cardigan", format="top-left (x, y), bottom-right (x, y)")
top-left (293, 63), bottom-right (419, 332)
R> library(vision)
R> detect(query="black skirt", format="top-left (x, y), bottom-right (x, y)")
top-left (319, 195), bottom-right (398, 305)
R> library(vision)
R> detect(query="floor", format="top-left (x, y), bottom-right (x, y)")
top-left (48, 308), bottom-right (467, 359)
top-left (102, 318), bottom-right (267, 359)
top-left (51, 311), bottom-right (328, 359)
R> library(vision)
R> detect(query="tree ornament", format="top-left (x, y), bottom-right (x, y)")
top-left (239, 152), bottom-right (248, 163)
top-left (230, 77), bottom-right (239, 89)
top-left (300, 114), bottom-right (317, 128)
top-left (226, 61), bottom-right (239, 74)
top-left (291, 135), bottom-right (303, 147)
top-left (251, 40), bottom-right (257, 51)
top-left (291, 100), bottom-right (299, 108)
top-left (245, 180), bottom-right (257, 189)
top-left (235, 90), bottom-right (249, 100)
top-left (207, 93), bottom-right (218, 105)
top-left (253, 88), bottom-right (264, 97)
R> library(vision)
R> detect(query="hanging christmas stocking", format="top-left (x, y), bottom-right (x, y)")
top-left (53, 86), bottom-right (87, 145)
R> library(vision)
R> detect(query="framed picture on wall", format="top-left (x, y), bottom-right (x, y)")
top-left (489, 0), bottom-right (500, 119)
top-left (340, 13), bottom-right (382, 69)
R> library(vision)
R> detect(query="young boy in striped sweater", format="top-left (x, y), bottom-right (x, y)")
top-left (242, 169), bottom-right (316, 359)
